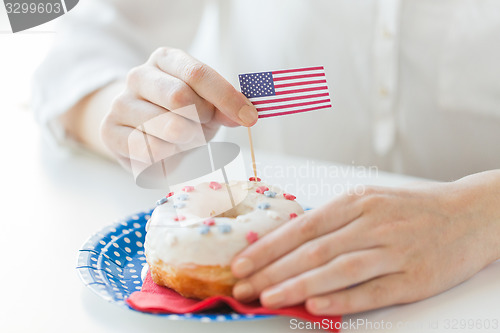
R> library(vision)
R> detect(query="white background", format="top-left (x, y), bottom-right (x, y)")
top-left (1, 5), bottom-right (500, 333)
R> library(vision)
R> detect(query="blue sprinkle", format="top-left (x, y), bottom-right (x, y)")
top-left (177, 193), bottom-right (189, 201)
top-left (199, 225), bottom-right (210, 235)
top-left (218, 224), bottom-right (232, 233)
top-left (173, 202), bottom-right (186, 209)
top-left (258, 202), bottom-right (271, 210)
top-left (156, 197), bottom-right (168, 206)
top-left (264, 191), bottom-right (276, 198)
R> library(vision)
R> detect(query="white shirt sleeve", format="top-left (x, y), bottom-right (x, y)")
top-left (32, 0), bottom-right (168, 146)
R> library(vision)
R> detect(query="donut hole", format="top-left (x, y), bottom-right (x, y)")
top-left (216, 200), bottom-right (254, 219)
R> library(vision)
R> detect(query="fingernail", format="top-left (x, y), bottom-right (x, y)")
top-left (233, 281), bottom-right (254, 300)
top-left (262, 288), bottom-right (285, 308)
top-left (312, 298), bottom-right (330, 311)
top-left (233, 258), bottom-right (254, 277)
top-left (238, 104), bottom-right (258, 126)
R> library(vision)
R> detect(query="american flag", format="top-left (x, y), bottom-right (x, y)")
top-left (238, 66), bottom-right (332, 118)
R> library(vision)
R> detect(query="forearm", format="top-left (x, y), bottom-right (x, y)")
top-left (60, 80), bottom-right (125, 158)
top-left (452, 169), bottom-right (500, 262)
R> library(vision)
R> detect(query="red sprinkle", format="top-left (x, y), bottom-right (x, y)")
top-left (167, 192), bottom-right (174, 197)
top-left (249, 177), bottom-right (262, 182)
top-left (246, 231), bottom-right (259, 244)
top-left (182, 186), bottom-right (194, 192)
top-left (209, 181), bottom-right (222, 190)
top-left (255, 186), bottom-right (269, 194)
top-left (174, 215), bottom-right (186, 222)
top-left (283, 193), bottom-right (296, 201)
top-left (289, 213), bottom-right (298, 219)
top-left (203, 218), bottom-right (216, 226)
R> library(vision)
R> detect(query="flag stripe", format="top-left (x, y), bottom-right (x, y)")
top-left (250, 89), bottom-right (329, 102)
top-left (256, 98), bottom-right (331, 112)
top-left (275, 86), bottom-right (328, 95)
top-left (274, 79), bottom-right (327, 89)
top-left (272, 69), bottom-right (326, 80)
top-left (275, 83), bottom-right (328, 94)
top-left (255, 96), bottom-right (330, 110)
top-left (258, 101), bottom-right (332, 116)
top-left (276, 84), bottom-right (328, 94)
top-left (258, 100), bottom-right (331, 116)
top-left (272, 66), bottom-right (324, 75)
top-left (250, 92), bottom-right (330, 105)
top-left (258, 104), bottom-right (332, 118)
top-left (273, 73), bottom-right (325, 82)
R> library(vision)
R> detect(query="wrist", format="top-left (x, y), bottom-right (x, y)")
top-left (60, 81), bottom-right (124, 159)
top-left (451, 170), bottom-right (500, 262)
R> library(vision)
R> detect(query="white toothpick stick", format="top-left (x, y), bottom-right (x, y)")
top-left (247, 127), bottom-right (258, 179)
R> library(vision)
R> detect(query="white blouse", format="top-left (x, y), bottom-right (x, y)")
top-left (32, 0), bottom-right (500, 181)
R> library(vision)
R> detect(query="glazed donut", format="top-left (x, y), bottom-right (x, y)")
top-left (144, 179), bottom-right (303, 299)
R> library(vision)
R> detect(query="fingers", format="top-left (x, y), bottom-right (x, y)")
top-left (110, 95), bottom-right (165, 126)
top-left (305, 273), bottom-right (408, 315)
top-left (127, 66), bottom-right (217, 124)
top-left (232, 194), bottom-right (363, 278)
top-left (150, 47), bottom-right (258, 126)
top-left (213, 107), bottom-right (242, 127)
top-left (102, 124), bottom-right (178, 164)
top-left (233, 217), bottom-right (378, 301)
top-left (259, 248), bottom-right (399, 309)
top-left (110, 96), bottom-right (200, 143)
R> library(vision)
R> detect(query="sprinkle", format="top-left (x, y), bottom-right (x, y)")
top-left (173, 202), bottom-right (186, 209)
top-left (174, 215), bottom-right (185, 222)
top-left (249, 177), bottom-right (261, 182)
top-left (199, 225), bottom-right (210, 235)
top-left (264, 190), bottom-right (276, 198)
top-left (182, 186), bottom-right (195, 192)
top-left (256, 186), bottom-right (269, 194)
top-left (246, 231), bottom-right (259, 244)
top-left (203, 218), bottom-right (216, 226)
top-left (167, 192), bottom-right (174, 197)
top-left (283, 193), bottom-right (296, 201)
top-left (177, 193), bottom-right (189, 201)
top-left (156, 197), bottom-right (168, 206)
top-left (267, 211), bottom-right (280, 220)
top-left (165, 233), bottom-right (177, 246)
top-left (209, 181), bottom-right (222, 190)
top-left (289, 213), bottom-right (298, 219)
top-left (236, 215), bottom-right (250, 222)
top-left (218, 224), bottom-right (232, 233)
top-left (258, 202), bottom-right (270, 210)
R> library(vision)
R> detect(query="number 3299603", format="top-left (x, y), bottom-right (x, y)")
top-left (5, 2), bottom-right (62, 14)
top-left (443, 318), bottom-right (499, 330)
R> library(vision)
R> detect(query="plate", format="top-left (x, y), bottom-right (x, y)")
top-left (76, 208), bottom-right (273, 322)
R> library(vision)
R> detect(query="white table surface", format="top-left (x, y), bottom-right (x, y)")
top-left (1, 111), bottom-right (499, 333)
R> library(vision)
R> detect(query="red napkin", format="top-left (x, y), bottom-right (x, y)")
top-left (127, 271), bottom-right (341, 332)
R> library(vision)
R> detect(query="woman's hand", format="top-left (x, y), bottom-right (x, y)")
top-left (231, 171), bottom-right (500, 315)
top-left (100, 47), bottom-right (257, 167)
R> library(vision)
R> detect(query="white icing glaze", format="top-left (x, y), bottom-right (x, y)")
top-left (145, 181), bottom-right (304, 266)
